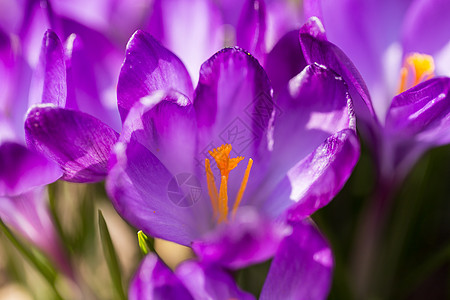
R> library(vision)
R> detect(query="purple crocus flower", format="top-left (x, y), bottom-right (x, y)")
top-left (129, 218), bottom-right (331, 300)
top-left (294, 8), bottom-right (450, 298)
top-left (107, 30), bottom-right (360, 298)
top-left (1, 0), bottom-right (126, 132)
top-left (0, 29), bottom-right (71, 274)
top-left (24, 30), bottom-right (119, 183)
top-left (301, 0), bottom-right (450, 184)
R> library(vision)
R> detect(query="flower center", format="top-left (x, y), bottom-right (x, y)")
top-left (204, 144), bottom-right (253, 223)
top-left (398, 52), bottom-right (435, 93)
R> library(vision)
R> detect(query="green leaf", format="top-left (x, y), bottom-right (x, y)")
top-left (137, 230), bottom-right (154, 255)
top-left (98, 210), bottom-right (126, 300)
top-left (47, 183), bottom-right (69, 250)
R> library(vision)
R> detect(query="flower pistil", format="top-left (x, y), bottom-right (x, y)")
top-left (398, 52), bottom-right (435, 93)
top-left (205, 144), bottom-right (253, 223)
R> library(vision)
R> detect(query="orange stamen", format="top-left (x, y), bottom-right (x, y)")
top-left (218, 176), bottom-right (228, 223)
top-left (232, 158), bottom-right (253, 220)
top-left (397, 53), bottom-right (435, 94)
top-left (205, 144), bottom-right (252, 223)
top-left (205, 158), bottom-right (219, 218)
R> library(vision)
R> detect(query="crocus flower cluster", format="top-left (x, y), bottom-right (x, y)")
top-left (1, 0), bottom-right (448, 299)
top-left (13, 2), bottom-right (361, 297)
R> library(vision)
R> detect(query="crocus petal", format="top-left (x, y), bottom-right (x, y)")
top-left (147, 0), bottom-right (223, 85)
top-left (192, 207), bottom-right (290, 269)
top-left (236, 0), bottom-right (267, 63)
top-left (308, 0), bottom-right (412, 92)
top-left (0, 187), bottom-right (69, 274)
top-left (0, 29), bottom-right (15, 113)
top-left (401, 0), bottom-right (450, 64)
top-left (263, 129), bottom-right (360, 220)
top-left (117, 30), bottom-right (194, 121)
top-left (299, 17), bottom-right (376, 123)
top-left (129, 254), bottom-right (193, 300)
top-left (121, 90), bottom-right (197, 175)
top-left (194, 47), bottom-right (273, 199)
top-left (0, 142), bottom-right (62, 197)
top-left (20, 1), bottom-right (51, 68)
top-left (265, 0), bottom-right (304, 52)
top-left (107, 138), bottom-right (208, 246)
top-left (0, 29), bottom-right (32, 139)
top-left (264, 30), bottom-right (306, 95)
top-left (59, 18), bottom-right (123, 131)
top-left (176, 260), bottom-right (255, 300)
top-left (260, 219), bottom-right (333, 300)
top-left (25, 105), bottom-right (119, 183)
top-left (386, 78), bottom-right (450, 137)
top-left (383, 77), bottom-right (450, 178)
top-left (268, 63), bottom-right (355, 178)
top-left (28, 30), bottom-right (67, 107)
top-left (0, 114), bottom-right (16, 143)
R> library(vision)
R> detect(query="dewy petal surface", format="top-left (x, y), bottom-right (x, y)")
top-left (192, 207), bottom-right (289, 269)
top-left (0, 142), bottom-right (62, 197)
top-left (107, 137), bottom-right (206, 246)
top-left (28, 30), bottom-right (67, 107)
top-left (120, 90), bottom-right (197, 175)
top-left (260, 219), bottom-right (333, 300)
top-left (117, 30), bottom-right (194, 121)
top-left (176, 260), bottom-right (255, 300)
top-left (129, 254), bottom-right (193, 300)
top-left (25, 105), bottom-right (119, 183)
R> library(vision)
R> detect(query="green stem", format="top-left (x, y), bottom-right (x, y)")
top-left (98, 210), bottom-right (126, 300)
top-left (350, 179), bottom-right (396, 299)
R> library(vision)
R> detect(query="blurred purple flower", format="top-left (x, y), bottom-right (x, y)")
top-left (1, 0), bottom-right (126, 132)
top-left (301, 0), bottom-right (450, 184)
top-left (0, 113), bottom-right (69, 273)
top-left (107, 30), bottom-right (360, 298)
top-left (146, 0), bottom-right (305, 84)
top-left (24, 30), bottom-right (119, 183)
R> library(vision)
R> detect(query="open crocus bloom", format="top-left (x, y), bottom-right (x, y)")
top-left (107, 30), bottom-right (360, 298)
top-left (302, 0), bottom-right (450, 183)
